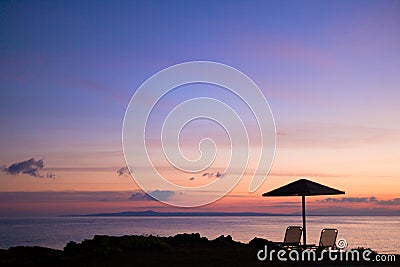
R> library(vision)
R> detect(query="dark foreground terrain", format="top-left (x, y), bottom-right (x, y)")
top-left (0, 233), bottom-right (398, 267)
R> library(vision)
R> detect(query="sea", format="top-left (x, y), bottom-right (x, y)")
top-left (0, 216), bottom-right (398, 254)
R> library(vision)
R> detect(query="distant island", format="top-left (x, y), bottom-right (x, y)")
top-left (67, 210), bottom-right (288, 217)
top-left (66, 208), bottom-right (400, 217)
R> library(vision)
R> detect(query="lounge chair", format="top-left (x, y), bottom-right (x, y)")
top-left (318, 228), bottom-right (338, 249)
top-left (306, 228), bottom-right (338, 250)
top-left (274, 226), bottom-right (303, 248)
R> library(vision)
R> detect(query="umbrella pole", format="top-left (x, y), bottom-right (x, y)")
top-left (302, 195), bottom-right (306, 248)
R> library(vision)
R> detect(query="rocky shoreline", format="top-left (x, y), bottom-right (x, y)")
top-left (1, 233), bottom-right (398, 266)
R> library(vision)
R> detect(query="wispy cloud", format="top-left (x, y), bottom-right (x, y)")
top-left (277, 123), bottom-right (400, 148)
top-left (78, 79), bottom-right (127, 103)
top-left (0, 191), bottom-right (130, 202)
top-left (202, 171), bottom-right (225, 178)
top-left (0, 190), bottom-right (176, 203)
top-left (128, 192), bottom-right (153, 201)
top-left (128, 190), bottom-right (175, 202)
top-left (317, 196), bottom-right (400, 206)
top-left (117, 166), bottom-right (129, 176)
top-left (2, 158), bottom-right (45, 178)
top-left (46, 173), bottom-right (56, 179)
top-left (376, 198), bottom-right (400, 206)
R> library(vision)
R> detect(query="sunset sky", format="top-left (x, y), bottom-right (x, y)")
top-left (1, 0), bottom-right (399, 216)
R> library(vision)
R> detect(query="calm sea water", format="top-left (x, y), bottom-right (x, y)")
top-left (0, 216), bottom-right (398, 254)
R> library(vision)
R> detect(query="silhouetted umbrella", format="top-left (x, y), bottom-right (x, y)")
top-left (262, 178), bottom-right (345, 247)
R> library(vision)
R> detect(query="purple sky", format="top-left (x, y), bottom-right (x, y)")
top-left (1, 0), bottom-right (399, 216)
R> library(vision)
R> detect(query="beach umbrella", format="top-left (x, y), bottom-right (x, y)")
top-left (262, 178), bottom-right (345, 247)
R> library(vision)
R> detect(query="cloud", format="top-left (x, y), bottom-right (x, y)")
top-left (46, 173), bottom-right (56, 179)
top-left (78, 79), bottom-right (126, 103)
top-left (0, 190), bottom-right (177, 204)
top-left (277, 123), bottom-right (400, 149)
top-left (128, 192), bottom-right (153, 201)
top-left (202, 172), bottom-right (225, 178)
top-left (215, 172), bottom-right (225, 178)
top-left (318, 197), bottom-right (372, 203)
top-left (128, 190), bottom-right (175, 202)
top-left (2, 158), bottom-right (46, 178)
top-left (117, 166), bottom-right (129, 176)
top-left (377, 198), bottom-right (400, 206)
top-left (151, 190), bottom-right (175, 201)
top-left (317, 196), bottom-right (400, 206)
top-left (0, 191), bottom-right (131, 203)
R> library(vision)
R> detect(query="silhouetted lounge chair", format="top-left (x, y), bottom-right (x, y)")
top-left (318, 228), bottom-right (338, 249)
top-left (274, 226), bottom-right (303, 248)
top-left (306, 228), bottom-right (338, 250)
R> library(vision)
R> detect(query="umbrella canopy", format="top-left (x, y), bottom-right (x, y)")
top-left (263, 179), bottom-right (345, 197)
top-left (262, 179), bottom-right (345, 247)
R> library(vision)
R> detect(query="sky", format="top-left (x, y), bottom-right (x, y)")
top-left (0, 0), bottom-right (399, 216)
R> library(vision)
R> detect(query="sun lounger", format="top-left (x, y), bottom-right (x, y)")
top-left (318, 228), bottom-right (338, 249)
top-left (274, 226), bottom-right (303, 248)
top-left (305, 228), bottom-right (338, 250)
